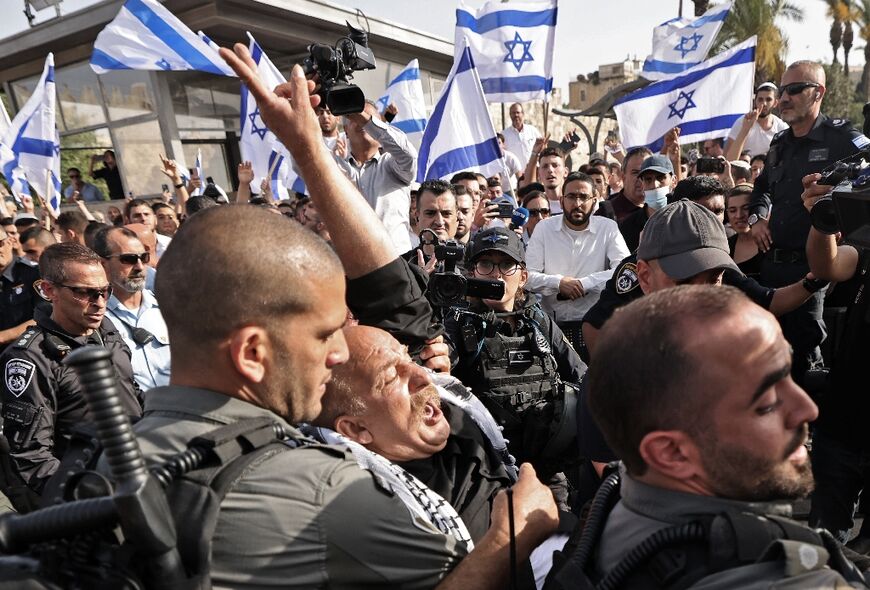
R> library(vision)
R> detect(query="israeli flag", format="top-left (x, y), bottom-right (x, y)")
top-left (191, 149), bottom-right (203, 196)
top-left (615, 37), bottom-right (756, 151)
top-left (376, 60), bottom-right (428, 149)
top-left (0, 54), bottom-right (61, 214)
top-left (642, 2), bottom-right (732, 81)
top-left (90, 0), bottom-right (235, 77)
top-left (239, 33), bottom-right (306, 199)
top-left (417, 41), bottom-right (505, 183)
top-left (455, 0), bottom-right (557, 103)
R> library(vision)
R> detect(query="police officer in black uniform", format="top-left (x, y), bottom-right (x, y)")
top-left (0, 243), bottom-right (141, 512)
top-left (0, 226), bottom-right (41, 348)
top-left (443, 227), bottom-right (585, 506)
top-left (749, 60), bottom-right (868, 385)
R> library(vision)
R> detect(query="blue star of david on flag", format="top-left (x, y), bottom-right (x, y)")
top-left (667, 90), bottom-right (697, 120)
top-left (503, 32), bottom-right (534, 72)
top-left (155, 58), bottom-right (173, 70)
top-left (376, 95), bottom-right (389, 112)
top-left (675, 32), bottom-right (703, 59)
top-left (248, 108), bottom-right (268, 140)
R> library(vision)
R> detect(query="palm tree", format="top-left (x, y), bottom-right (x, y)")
top-left (855, 0), bottom-right (870, 99)
top-left (713, 0), bottom-right (804, 83)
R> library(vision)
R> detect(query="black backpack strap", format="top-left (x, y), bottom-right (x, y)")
top-left (159, 418), bottom-right (306, 589)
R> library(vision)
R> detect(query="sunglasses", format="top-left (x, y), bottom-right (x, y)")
top-left (778, 82), bottom-right (820, 98)
top-left (57, 284), bottom-right (113, 302)
top-left (527, 208), bottom-right (550, 217)
top-left (68, 174), bottom-right (81, 179)
top-left (104, 252), bottom-right (151, 265)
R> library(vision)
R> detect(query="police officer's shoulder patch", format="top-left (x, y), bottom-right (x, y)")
top-left (13, 327), bottom-right (38, 349)
top-left (5, 359), bottom-right (35, 398)
top-left (615, 262), bottom-right (639, 294)
top-left (771, 129), bottom-right (788, 142)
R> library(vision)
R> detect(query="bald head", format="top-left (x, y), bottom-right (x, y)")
top-left (155, 205), bottom-right (343, 355)
top-left (318, 325), bottom-right (393, 425)
top-left (786, 61), bottom-right (825, 86)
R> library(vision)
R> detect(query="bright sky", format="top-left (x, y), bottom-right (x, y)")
top-left (0, 0), bottom-right (840, 91)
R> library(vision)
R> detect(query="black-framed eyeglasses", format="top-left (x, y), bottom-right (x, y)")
top-left (527, 208), bottom-right (550, 217)
top-left (56, 284), bottom-right (113, 302)
top-left (778, 82), bottom-right (820, 98)
top-left (104, 252), bottom-right (150, 265)
top-left (563, 192), bottom-right (596, 204)
top-left (474, 260), bottom-right (522, 276)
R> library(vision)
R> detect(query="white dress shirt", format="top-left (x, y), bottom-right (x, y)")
top-left (502, 123), bottom-right (542, 168)
top-left (336, 117), bottom-right (416, 255)
top-left (726, 114), bottom-right (789, 157)
top-left (525, 215), bottom-right (630, 322)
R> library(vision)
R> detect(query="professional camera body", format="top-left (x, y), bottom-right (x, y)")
top-left (302, 22), bottom-right (376, 115)
top-left (427, 239), bottom-right (504, 308)
top-left (811, 151), bottom-right (870, 249)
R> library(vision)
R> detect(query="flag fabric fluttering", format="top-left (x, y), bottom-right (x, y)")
top-left (191, 149), bottom-right (204, 196)
top-left (90, 0), bottom-right (235, 77)
top-left (417, 41), bottom-right (505, 183)
top-left (615, 36), bottom-right (756, 151)
top-left (0, 54), bottom-right (61, 213)
top-left (376, 59), bottom-right (428, 149)
top-left (641, 1), bottom-right (733, 81)
top-left (239, 33), bottom-right (306, 199)
top-left (455, 0), bottom-right (557, 103)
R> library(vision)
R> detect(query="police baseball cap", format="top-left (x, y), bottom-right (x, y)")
top-left (468, 227), bottom-right (525, 264)
top-left (639, 154), bottom-right (674, 176)
top-left (637, 199), bottom-right (740, 281)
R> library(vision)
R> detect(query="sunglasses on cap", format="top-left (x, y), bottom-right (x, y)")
top-left (104, 252), bottom-right (151, 265)
top-left (778, 82), bottom-right (820, 98)
top-left (56, 284), bottom-right (113, 302)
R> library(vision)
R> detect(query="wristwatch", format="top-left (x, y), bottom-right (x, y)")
top-left (747, 213), bottom-right (765, 226)
top-left (802, 277), bottom-right (829, 293)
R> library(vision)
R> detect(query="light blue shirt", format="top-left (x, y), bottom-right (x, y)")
top-left (105, 289), bottom-right (171, 392)
top-left (63, 182), bottom-right (104, 202)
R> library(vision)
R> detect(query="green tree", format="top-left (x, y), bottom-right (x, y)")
top-left (822, 63), bottom-right (862, 120)
top-left (855, 0), bottom-right (870, 100)
top-left (713, 0), bottom-right (804, 83)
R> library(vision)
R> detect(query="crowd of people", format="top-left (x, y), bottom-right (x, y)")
top-left (0, 44), bottom-right (869, 588)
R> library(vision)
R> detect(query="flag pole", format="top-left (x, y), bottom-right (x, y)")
top-left (542, 100), bottom-right (549, 137)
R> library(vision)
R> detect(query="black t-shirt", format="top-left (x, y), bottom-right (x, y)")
top-left (728, 233), bottom-right (763, 279)
top-left (815, 252), bottom-right (870, 450)
top-left (618, 206), bottom-right (650, 253)
top-left (400, 405), bottom-right (512, 543)
top-left (92, 165), bottom-right (124, 199)
top-left (0, 258), bottom-right (42, 332)
top-left (345, 257), bottom-right (441, 360)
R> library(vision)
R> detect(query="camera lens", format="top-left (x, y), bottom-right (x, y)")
top-left (811, 197), bottom-right (840, 235)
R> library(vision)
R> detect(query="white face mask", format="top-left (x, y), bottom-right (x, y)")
top-left (644, 186), bottom-right (669, 210)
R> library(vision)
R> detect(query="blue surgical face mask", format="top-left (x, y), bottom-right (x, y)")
top-left (644, 186), bottom-right (669, 210)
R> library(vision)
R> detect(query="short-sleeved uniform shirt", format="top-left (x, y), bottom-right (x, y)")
top-left (0, 258), bottom-right (41, 332)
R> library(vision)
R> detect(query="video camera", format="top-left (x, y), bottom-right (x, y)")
top-left (425, 237), bottom-right (504, 308)
top-left (302, 22), bottom-right (377, 116)
top-left (811, 150), bottom-right (870, 249)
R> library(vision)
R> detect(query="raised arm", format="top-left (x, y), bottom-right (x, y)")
top-left (220, 44), bottom-right (394, 279)
top-left (158, 154), bottom-right (190, 217)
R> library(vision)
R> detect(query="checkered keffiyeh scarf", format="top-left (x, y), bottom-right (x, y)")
top-left (312, 426), bottom-right (475, 550)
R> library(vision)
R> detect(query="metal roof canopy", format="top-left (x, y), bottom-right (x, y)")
top-left (0, 0), bottom-right (455, 84)
top-left (552, 78), bottom-right (650, 155)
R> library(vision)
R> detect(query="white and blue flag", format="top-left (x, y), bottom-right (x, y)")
top-left (641, 2), bottom-right (732, 81)
top-left (417, 42), bottom-right (505, 183)
top-left (239, 33), bottom-right (305, 199)
top-left (90, 0), bottom-right (234, 77)
top-left (191, 149), bottom-right (203, 196)
top-left (376, 59), bottom-right (428, 149)
top-left (615, 37), bottom-right (756, 152)
top-left (0, 54), bottom-right (61, 213)
top-left (455, 0), bottom-right (557, 103)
